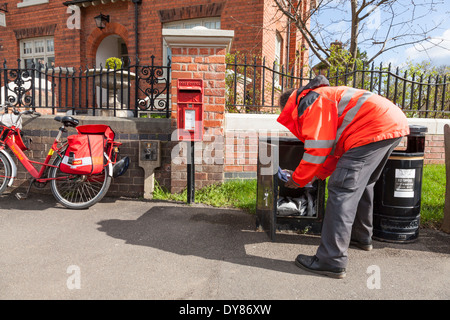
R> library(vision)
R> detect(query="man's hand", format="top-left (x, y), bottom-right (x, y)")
top-left (283, 171), bottom-right (318, 189)
top-left (283, 170), bottom-right (300, 189)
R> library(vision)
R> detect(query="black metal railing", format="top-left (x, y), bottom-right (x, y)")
top-left (226, 57), bottom-right (450, 119)
top-left (0, 56), bottom-right (171, 118)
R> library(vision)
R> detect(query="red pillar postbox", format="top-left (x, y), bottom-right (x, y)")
top-left (176, 79), bottom-right (204, 141)
top-left (176, 79), bottom-right (204, 204)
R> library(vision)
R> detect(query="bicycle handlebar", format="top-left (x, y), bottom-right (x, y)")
top-left (13, 109), bottom-right (41, 117)
top-left (0, 102), bottom-right (41, 117)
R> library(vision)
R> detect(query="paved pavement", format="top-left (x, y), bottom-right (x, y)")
top-left (1, 191), bottom-right (449, 300)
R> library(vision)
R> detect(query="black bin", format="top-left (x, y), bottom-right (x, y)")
top-left (256, 137), bottom-right (325, 240)
top-left (373, 125), bottom-right (428, 243)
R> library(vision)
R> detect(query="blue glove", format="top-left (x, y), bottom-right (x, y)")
top-left (277, 167), bottom-right (291, 182)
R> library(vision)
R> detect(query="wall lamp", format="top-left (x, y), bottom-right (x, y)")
top-left (94, 13), bottom-right (110, 30)
top-left (0, 3), bottom-right (8, 13)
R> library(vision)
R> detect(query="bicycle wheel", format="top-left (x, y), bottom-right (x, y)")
top-left (0, 152), bottom-right (11, 194)
top-left (49, 156), bottom-right (112, 209)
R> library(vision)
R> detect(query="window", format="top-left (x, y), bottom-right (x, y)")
top-left (20, 37), bottom-right (55, 70)
top-left (274, 32), bottom-right (283, 88)
top-left (118, 38), bottom-right (129, 68)
top-left (17, 0), bottom-right (49, 8)
top-left (163, 17), bottom-right (221, 66)
top-left (0, 12), bottom-right (6, 27)
top-left (164, 17), bottom-right (221, 30)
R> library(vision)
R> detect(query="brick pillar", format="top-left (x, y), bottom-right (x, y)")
top-left (163, 28), bottom-right (234, 193)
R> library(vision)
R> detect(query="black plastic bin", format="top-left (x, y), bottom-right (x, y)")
top-left (256, 137), bottom-right (325, 240)
top-left (373, 125), bottom-right (428, 243)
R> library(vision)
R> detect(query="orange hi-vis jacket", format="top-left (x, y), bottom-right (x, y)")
top-left (277, 84), bottom-right (410, 188)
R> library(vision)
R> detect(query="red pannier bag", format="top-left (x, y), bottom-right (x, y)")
top-left (75, 124), bottom-right (115, 142)
top-left (59, 124), bottom-right (115, 175)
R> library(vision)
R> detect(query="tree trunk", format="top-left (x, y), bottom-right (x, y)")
top-left (349, 0), bottom-right (359, 62)
top-left (442, 124), bottom-right (450, 233)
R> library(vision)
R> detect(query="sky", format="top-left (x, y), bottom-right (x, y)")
top-left (309, 0), bottom-right (450, 68)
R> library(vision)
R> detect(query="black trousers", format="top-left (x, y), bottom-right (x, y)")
top-left (315, 137), bottom-right (402, 268)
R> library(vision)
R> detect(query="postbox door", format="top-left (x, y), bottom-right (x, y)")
top-left (177, 79), bottom-right (204, 142)
top-left (256, 139), bottom-right (278, 240)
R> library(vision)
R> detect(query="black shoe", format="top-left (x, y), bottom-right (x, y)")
top-left (350, 239), bottom-right (373, 251)
top-left (295, 254), bottom-right (346, 279)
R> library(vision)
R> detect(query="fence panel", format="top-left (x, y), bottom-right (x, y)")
top-left (0, 57), bottom-right (171, 118)
top-left (225, 58), bottom-right (450, 119)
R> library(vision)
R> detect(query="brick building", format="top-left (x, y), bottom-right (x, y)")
top-left (0, 0), bottom-right (316, 196)
top-left (0, 0), bottom-right (307, 74)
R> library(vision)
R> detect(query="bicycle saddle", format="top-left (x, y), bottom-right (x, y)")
top-left (54, 116), bottom-right (79, 127)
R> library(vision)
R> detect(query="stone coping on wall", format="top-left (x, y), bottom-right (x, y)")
top-left (21, 115), bottom-right (172, 138)
top-left (162, 28), bottom-right (234, 50)
top-left (225, 113), bottom-right (450, 135)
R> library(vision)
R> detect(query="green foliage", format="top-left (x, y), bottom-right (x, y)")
top-left (381, 61), bottom-right (450, 118)
top-left (153, 180), bottom-right (187, 202)
top-left (313, 48), bottom-right (450, 119)
top-left (421, 164), bottom-right (446, 229)
top-left (315, 44), bottom-right (369, 87)
top-left (139, 113), bottom-right (166, 119)
top-left (153, 179), bottom-right (257, 213)
top-left (404, 61), bottom-right (450, 78)
top-left (105, 57), bottom-right (122, 70)
top-left (328, 44), bottom-right (367, 74)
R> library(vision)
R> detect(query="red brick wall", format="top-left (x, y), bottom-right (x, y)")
top-left (425, 135), bottom-right (445, 164)
top-left (169, 46), bottom-right (227, 192)
top-left (224, 130), bottom-right (259, 175)
top-left (222, 0), bottom-right (264, 57)
top-left (0, 1), bottom-right (292, 67)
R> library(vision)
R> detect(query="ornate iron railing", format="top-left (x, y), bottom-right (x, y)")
top-left (226, 57), bottom-right (450, 119)
top-left (0, 56), bottom-right (171, 118)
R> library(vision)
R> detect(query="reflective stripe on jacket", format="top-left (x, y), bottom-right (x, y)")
top-left (277, 85), bottom-right (410, 187)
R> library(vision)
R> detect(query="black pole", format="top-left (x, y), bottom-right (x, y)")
top-left (132, 0), bottom-right (142, 117)
top-left (187, 141), bottom-right (195, 204)
top-left (132, 0), bottom-right (141, 63)
top-left (132, 0), bottom-right (141, 115)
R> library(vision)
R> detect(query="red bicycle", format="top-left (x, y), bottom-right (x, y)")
top-left (0, 102), bottom-right (129, 209)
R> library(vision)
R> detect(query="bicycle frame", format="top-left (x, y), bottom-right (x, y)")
top-left (0, 125), bottom-right (66, 183)
top-left (1, 125), bottom-right (119, 183)
top-left (0, 102), bottom-right (128, 209)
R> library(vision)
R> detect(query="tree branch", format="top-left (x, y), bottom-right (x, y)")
top-left (273, 0), bottom-right (331, 66)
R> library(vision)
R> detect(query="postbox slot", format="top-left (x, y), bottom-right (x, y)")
top-left (177, 90), bottom-right (202, 103)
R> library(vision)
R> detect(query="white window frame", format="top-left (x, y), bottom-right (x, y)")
top-left (274, 32), bottom-right (283, 88)
top-left (17, 0), bottom-right (49, 8)
top-left (0, 12), bottom-right (5, 27)
top-left (20, 36), bottom-right (55, 69)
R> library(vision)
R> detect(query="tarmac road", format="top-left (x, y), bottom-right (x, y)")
top-left (1, 192), bottom-right (449, 300)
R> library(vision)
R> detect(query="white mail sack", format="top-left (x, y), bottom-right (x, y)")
top-left (0, 112), bottom-right (22, 129)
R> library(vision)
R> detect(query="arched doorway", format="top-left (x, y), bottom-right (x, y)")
top-left (94, 35), bottom-right (130, 110)
top-left (95, 34), bottom-right (129, 68)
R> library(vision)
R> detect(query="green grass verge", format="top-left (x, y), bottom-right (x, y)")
top-left (153, 164), bottom-right (446, 229)
top-left (153, 179), bottom-right (257, 214)
top-left (421, 164), bottom-right (445, 228)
